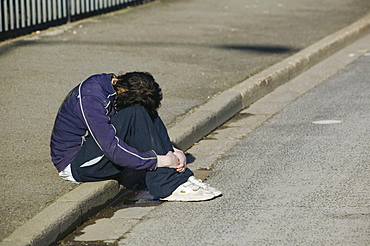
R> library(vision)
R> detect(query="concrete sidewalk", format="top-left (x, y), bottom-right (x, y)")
top-left (1, 0), bottom-right (369, 245)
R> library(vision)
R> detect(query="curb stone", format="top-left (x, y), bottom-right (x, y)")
top-left (1, 181), bottom-right (124, 246)
top-left (1, 12), bottom-right (369, 246)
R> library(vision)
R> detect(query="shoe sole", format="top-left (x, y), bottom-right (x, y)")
top-left (160, 194), bottom-right (215, 202)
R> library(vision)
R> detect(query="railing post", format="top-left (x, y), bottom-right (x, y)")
top-left (67, 0), bottom-right (71, 22)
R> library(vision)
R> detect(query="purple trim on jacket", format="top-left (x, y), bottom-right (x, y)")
top-left (50, 73), bottom-right (157, 172)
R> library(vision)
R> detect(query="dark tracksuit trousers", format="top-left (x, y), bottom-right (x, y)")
top-left (71, 105), bottom-right (193, 198)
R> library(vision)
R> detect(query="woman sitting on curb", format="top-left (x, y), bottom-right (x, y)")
top-left (50, 71), bottom-right (221, 201)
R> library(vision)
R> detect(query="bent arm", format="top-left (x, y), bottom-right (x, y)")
top-left (80, 96), bottom-right (157, 170)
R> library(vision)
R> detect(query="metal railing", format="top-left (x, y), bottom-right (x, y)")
top-left (0, 0), bottom-right (154, 41)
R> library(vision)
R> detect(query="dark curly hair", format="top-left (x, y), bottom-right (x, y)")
top-left (112, 72), bottom-right (163, 118)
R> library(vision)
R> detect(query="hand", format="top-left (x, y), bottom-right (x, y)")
top-left (157, 151), bottom-right (179, 169)
top-left (173, 148), bottom-right (187, 173)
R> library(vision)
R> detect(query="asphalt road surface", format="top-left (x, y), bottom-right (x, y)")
top-left (1, 0), bottom-right (369, 241)
top-left (119, 44), bottom-right (370, 246)
top-left (58, 35), bottom-right (370, 245)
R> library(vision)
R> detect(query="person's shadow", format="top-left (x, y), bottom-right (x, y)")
top-left (186, 153), bottom-right (196, 164)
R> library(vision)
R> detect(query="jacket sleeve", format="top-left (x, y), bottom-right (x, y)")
top-left (79, 95), bottom-right (158, 171)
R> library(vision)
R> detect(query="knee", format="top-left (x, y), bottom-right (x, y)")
top-left (115, 104), bottom-right (146, 116)
top-left (132, 104), bottom-right (148, 113)
top-left (114, 105), bottom-right (152, 123)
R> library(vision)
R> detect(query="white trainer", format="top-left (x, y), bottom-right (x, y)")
top-left (188, 176), bottom-right (222, 197)
top-left (160, 181), bottom-right (215, 202)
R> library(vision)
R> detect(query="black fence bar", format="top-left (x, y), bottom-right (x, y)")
top-left (0, 0), bottom-right (155, 41)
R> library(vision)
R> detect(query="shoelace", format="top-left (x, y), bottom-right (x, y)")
top-left (188, 177), bottom-right (210, 190)
top-left (183, 181), bottom-right (201, 191)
